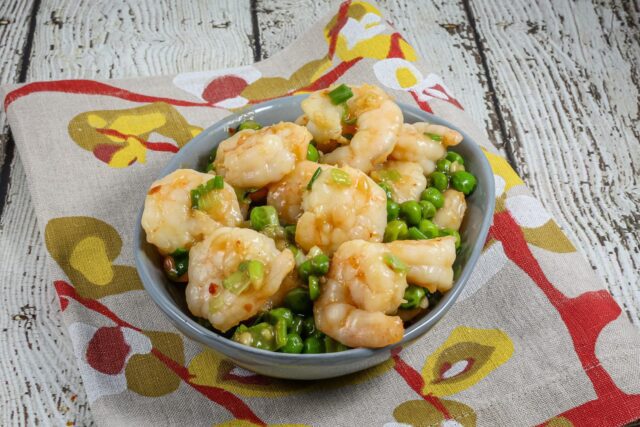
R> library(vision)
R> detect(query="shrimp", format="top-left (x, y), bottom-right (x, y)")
top-left (389, 123), bottom-right (447, 176)
top-left (266, 161), bottom-right (327, 224)
top-left (302, 84), bottom-right (403, 173)
top-left (313, 240), bottom-right (407, 348)
top-left (187, 227), bottom-right (295, 332)
top-left (213, 122), bottom-right (312, 189)
top-left (141, 169), bottom-right (243, 254)
top-left (387, 237), bottom-right (457, 293)
top-left (295, 165), bottom-right (387, 255)
top-left (432, 189), bottom-right (467, 231)
top-left (370, 160), bottom-right (427, 203)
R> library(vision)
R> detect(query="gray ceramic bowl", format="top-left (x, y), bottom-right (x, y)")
top-left (135, 94), bottom-right (494, 380)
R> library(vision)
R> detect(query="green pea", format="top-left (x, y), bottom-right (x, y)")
top-left (378, 182), bottom-right (393, 199)
top-left (421, 187), bottom-right (444, 209)
top-left (290, 315), bottom-right (304, 336)
top-left (387, 200), bottom-right (400, 221)
top-left (267, 307), bottom-right (293, 328)
top-left (238, 120), bottom-right (262, 131)
top-left (407, 227), bottom-right (428, 240)
top-left (384, 220), bottom-right (409, 242)
top-left (284, 224), bottom-right (296, 241)
top-left (310, 254), bottom-right (330, 276)
top-left (436, 158), bottom-right (452, 174)
top-left (303, 336), bottom-right (325, 353)
top-left (302, 316), bottom-right (316, 338)
top-left (429, 171), bottom-right (449, 192)
top-left (308, 275), bottom-right (321, 301)
top-left (324, 336), bottom-right (348, 353)
top-left (427, 290), bottom-right (443, 308)
top-left (284, 288), bottom-right (312, 314)
top-left (281, 333), bottom-right (304, 353)
top-left (418, 219), bottom-right (439, 238)
top-left (450, 171), bottom-right (477, 195)
top-left (250, 206), bottom-right (279, 231)
top-left (419, 200), bottom-right (436, 219)
top-left (441, 228), bottom-right (461, 249)
top-left (400, 285), bottom-right (426, 309)
top-left (307, 144), bottom-right (320, 162)
top-left (400, 201), bottom-right (422, 225)
top-left (446, 151), bottom-right (464, 165)
top-left (298, 260), bottom-right (312, 280)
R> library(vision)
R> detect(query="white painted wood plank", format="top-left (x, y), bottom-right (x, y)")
top-left (1, 1), bottom-right (254, 424)
top-left (255, 0), bottom-right (505, 149)
top-left (469, 0), bottom-right (640, 324)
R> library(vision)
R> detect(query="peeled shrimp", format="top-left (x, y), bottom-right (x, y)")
top-left (302, 84), bottom-right (403, 173)
top-left (387, 237), bottom-right (457, 293)
top-left (432, 189), bottom-right (467, 231)
top-left (389, 123), bottom-right (446, 176)
top-left (187, 227), bottom-right (295, 332)
top-left (370, 160), bottom-right (427, 203)
top-left (313, 240), bottom-right (407, 348)
top-left (267, 161), bottom-right (326, 224)
top-left (213, 122), bottom-right (312, 189)
top-left (295, 165), bottom-right (387, 255)
top-left (141, 169), bottom-right (243, 254)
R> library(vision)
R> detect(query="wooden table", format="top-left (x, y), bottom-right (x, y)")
top-left (0, 0), bottom-right (637, 424)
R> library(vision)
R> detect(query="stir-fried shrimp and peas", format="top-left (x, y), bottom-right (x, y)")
top-left (141, 83), bottom-right (478, 353)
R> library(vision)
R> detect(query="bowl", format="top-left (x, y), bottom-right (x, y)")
top-left (135, 94), bottom-right (495, 380)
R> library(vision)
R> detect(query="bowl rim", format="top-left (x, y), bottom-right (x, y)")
top-left (134, 94), bottom-right (495, 362)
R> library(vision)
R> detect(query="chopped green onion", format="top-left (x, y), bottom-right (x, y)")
top-left (238, 120), bottom-right (262, 131)
top-left (341, 104), bottom-right (357, 125)
top-left (408, 227), bottom-right (428, 240)
top-left (239, 260), bottom-right (265, 288)
top-left (307, 167), bottom-right (322, 190)
top-left (191, 177), bottom-right (224, 209)
top-left (205, 162), bottom-right (215, 173)
top-left (208, 294), bottom-right (224, 314)
top-left (250, 206), bottom-right (279, 231)
top-left (425, 132), bottom-right (442, 142)
top-left (330, 168), bottom-right (352, 186)
top-left (171, 248), bottom-right (188, 257)
top-left (307, 144), bottom-right (320, 162)
top-left (376, 169), bottom-right (402, 182)
top-left (212, 175), bottom-right (224, 189)
top-left (222, 271), bottom-right (250, 294)
top-left (274, 319), bottom-right (288, 349)
top-left (383, 253), bottom-right (407, 273)
top-left (328, 84), bottom-right (353, 105)
top-left (308, 275), bottom-right (320, 300)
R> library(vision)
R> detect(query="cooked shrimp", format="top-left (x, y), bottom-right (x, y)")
top-left (295, 165), bottom-right (387, 255)
top-left (141, 169), bottom-right (243, 254)
top-left (432, 189), bottom-right (467, 231)
top-left (302, 84), bottom-right (403, 173)
top-left (187, 227), bottom-right (295, 332)
top-left (370, 161), bottom-right (427, 203)
top-left (313, 240), bottom-right (407, 348)
top-left (267, 161), bottom-right (328, 224)
top-left (387, 237), bottom-right (457, 293)
top-left (389, 123), bottom-right (446, 175)
top-left (213, 122), bottom-right (312, 189)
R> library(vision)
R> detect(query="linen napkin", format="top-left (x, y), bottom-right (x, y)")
top-left (3, 1), bottom-right (640, 425)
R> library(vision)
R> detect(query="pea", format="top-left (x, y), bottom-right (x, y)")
top-left (285, 288), bottom-right (312, 314)
top-left (441, 228), bottom-right (461, 249)
top-left (238, 120), bottom-right (262, 131)
top-left (400, 201), bottom-right (422, 225)
top-left (450, 171), bottom-right (477, 195)
top-left (384, 220), bottom-right (409, 242)
top-left (421, 187), bottom-right (444, 209)
top-left (429, 171), bottom-right (449, 192)
top-left (446, 151), bottom-right (464, 165)
top-left (310, 254), bottom-right (330, 276)
top-left (308, 275), bottom-right (321, 301)
top-left (298, 260), bottom-right (312, 280)
top-left (436, 158), bottom-right (452, 174)
top-left (400, 285), bottom-right (426, 309)
top-left (284, 224), bottom-right (296, 241)
top-left (307, 144), bottom-right (320, 162)
top-left (250, 206), bottom-right (279, 231)
top-left (302, 316), bottom-right (316, 338)
top-left (427, 290), bottom-right (443, 307)
top-left (303, 336), bottom-right (325, 353)
top-left (281, 333), bottom-right (304, 353)
top-left (290, 315), bottom-right (304, 336)
top-left (387, 200), bottom-right (400, 221)
top-left (419, 200), bottom-right (436, 219)
top-left (407, 227), bottom-right (428, 240)
top-left (324, 336), bottom-right (348, 353)
top-left (267, 307), bottom-right (293, 328)
top-left (418, 219), bottom-right (439, 238)
top-left (378, 182), bottom-right (393, 199)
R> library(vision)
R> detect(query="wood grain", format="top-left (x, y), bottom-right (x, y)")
top-left (0, 1), bottom-right (254, 424)
top-left (468, 0), bottom-right (640, 324)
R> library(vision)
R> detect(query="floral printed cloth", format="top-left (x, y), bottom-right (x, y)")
top-left (3, 1), bottom-right (640, 426)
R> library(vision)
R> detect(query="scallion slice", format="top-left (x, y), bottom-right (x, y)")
top-left (328, 84), bottom-right (353, 105)
top-left (307, 167), bottom-right (322, 190)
